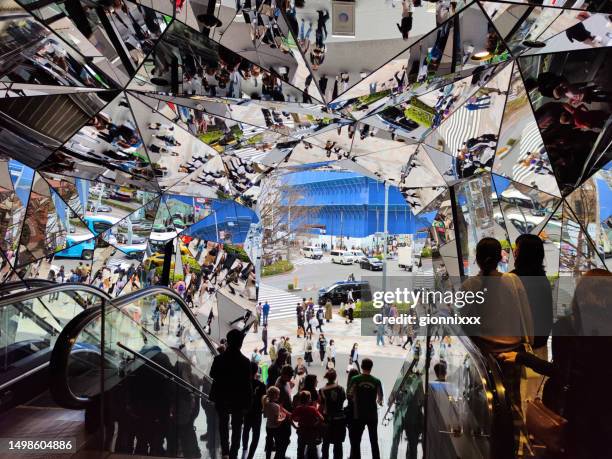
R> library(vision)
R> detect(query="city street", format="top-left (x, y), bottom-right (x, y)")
top-left (262, 251), bottom-right (418, 292)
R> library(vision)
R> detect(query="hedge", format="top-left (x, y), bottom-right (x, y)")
top-left (262, 260), bottom-right (294, 277)
top-left (153, 254), bottom-right (202, 277)
top-left (224, 244), bottom-right (251, 263)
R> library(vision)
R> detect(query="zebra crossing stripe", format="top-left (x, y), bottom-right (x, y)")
top-left (259, 284), bottom-right (303, 320)
top-left (234, 147), bottom-right (269, 162)
top-left (292, 257), bottom-right (328, 266)
top-left (510, 121), bottom-right (547, 184)
top-left (413, 268), bottom-right (435, 289)
top-left (437, 106), bottom-right (482, 154)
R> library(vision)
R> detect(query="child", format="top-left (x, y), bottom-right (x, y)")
top-left (291, 391), bottom-right (324, 459)
top-left (262, 386), bottom-right (289, 459)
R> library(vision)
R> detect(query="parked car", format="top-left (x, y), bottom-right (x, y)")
top-left (130, 221), bottom-right (153, 232)
top-left (330, 250), bottom-right (355, 265)
top-left (347, 250), bottom-right (367, 263)
top-left (360, 257), bottom-right (383, 271)
top-left (318, 280), bottom-right (372, 305)
top-left (301, 246), bottom-right (323, 259)
top-left (116, 233), bottom-right (146, 244)
top-left (90, 204), bottom-right (112, 212)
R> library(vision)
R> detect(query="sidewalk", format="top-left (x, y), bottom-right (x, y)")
top-left (243, 307), bottom-right (408, 362)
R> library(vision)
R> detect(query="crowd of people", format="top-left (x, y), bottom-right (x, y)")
top-left (205, 230), bottom-right (612, 459)
top-left (210, 329), bottom-right (385, 459)
top-left (453, 133), bottom-right (498, 178)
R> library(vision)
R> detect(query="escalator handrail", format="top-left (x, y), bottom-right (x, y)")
top-left (441, 325), bottom-right (515, 456)
top-left (0, 283), bottom-right (111, 397)
top-left (111, 286), bottom-right (218, 356)
top-left (383, 354), bottom-right (420, 423)
top-left (49, 306), bottom-right (106, 409)
top-left (0, 283), bottom-right (112, 308)
top-left (0, 282), bottom-right (109, 335)
top-left (50, 286), bottom-right (218, 409)
top-left (117, 341), bottom-right (210, 400)
top-left (0, 283), bottom-right (110, 338)
top-left (0, 279), bottom-right (55, 296)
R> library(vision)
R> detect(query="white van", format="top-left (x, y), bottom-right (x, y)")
top-left (330, 250), bottom-right (355, 265)
top-left (347, 250), bottom-right (366, 263)
top-left (301, 246), bottom-right (323, 259)
top-left (397, 245), bottom-right (414, 271)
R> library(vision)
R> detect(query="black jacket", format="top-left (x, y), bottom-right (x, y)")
top-left (511, 270), bottom-right (553, 348)
top-left (209, 348), bottom-right (252, 409)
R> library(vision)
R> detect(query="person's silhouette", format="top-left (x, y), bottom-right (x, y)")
top-left (210, 329), bottom-right (252, 459)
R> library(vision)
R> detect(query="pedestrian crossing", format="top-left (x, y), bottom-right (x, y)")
top-left (234, 146), bottom-right (270, 163)
top-left (510, 120), bottom-right (546, 184)
top-left (292, 256), bottom-right (328, 266)
top-left (413, 265), bottom-right (435, 290)
top-left (259, 283), bottom-right (303, 321)
top-left (436, 104), bottom-right (482, 154)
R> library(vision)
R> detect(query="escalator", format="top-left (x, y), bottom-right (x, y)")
top-left (0, 280), bottom-right (111, 411)
top-left (1, 281), bottom-right (518, 458)
top-left (383, 325), bottom-right (515, 459)
top-left (0, 282), bottom-right (220, 458)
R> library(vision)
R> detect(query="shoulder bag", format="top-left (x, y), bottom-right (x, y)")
top-left (512, 272), bottom-right (569, 453)
top-left (525, 375), bottom-right (568, 454)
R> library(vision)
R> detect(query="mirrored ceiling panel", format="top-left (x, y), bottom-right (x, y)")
top-left (518, 47), bottom-right (612, 195)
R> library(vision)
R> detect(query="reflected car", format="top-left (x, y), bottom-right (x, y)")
top-left (145, 252), bottom-right (165, 268)
top-left (360, 257), bottom-right (383, 271)
top-left (116, 233), bottom-right (146, 244)
top-left (110, 192), bottom-right (133, 202)
top-left (377, 106), bottom-right (420, 132)
top-left (56, 215), bottom-right (120, 259)
top-left (131, 221), bottom-right (153, 232)
top-left (90, 204), bottom-right (112, 212)
top-left (173, 217), bottom-right (186, 230)
top-left (145, 244), bottom-right (191, 267)
top-left (120, 244), bottom-right (147, 259)
top-left (153, 223), bottom-right (179, 234)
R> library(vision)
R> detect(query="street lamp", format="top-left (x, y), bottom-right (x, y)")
top-left (382, 182), bottom-right (389, 295)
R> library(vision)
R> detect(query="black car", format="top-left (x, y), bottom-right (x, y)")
top-left (378, 106), bottom-right (420, 132)
top-left (318, 281), bottom-right (372, 306)
top-left (360, 257), bottom-right (383, 271)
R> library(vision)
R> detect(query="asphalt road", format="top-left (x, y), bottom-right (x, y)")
top-left (263, 251), bottom-right (418, 295)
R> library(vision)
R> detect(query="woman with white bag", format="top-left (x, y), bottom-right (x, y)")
top-left (347, 342), bottom-right (360, 373)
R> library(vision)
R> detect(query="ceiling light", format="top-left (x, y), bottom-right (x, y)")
top-left (471, 50), bottom-right (492, 61)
